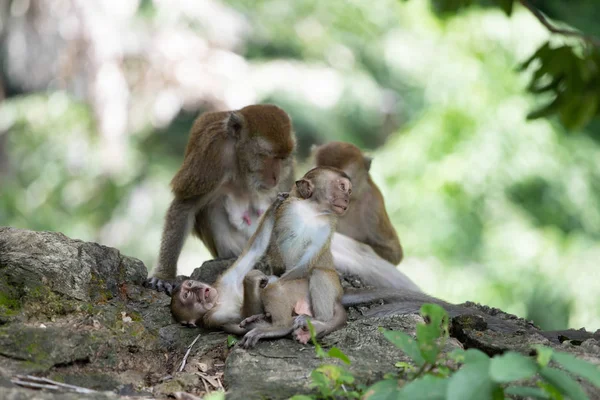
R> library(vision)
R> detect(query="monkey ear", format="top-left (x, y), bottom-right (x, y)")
top-left (295, 179), bottom-right (313, 199)
top-left (226, 112), bottom-right (244, 138)
top-left (363, 156), bottom-right (373, 171)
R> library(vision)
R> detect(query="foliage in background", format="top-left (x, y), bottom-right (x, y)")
top-left (290, 305), bottom-right (600, 400)
top-left (1, 0), bottom-right (600, 331)
top-left (421, 0), bottom-right (600, 132)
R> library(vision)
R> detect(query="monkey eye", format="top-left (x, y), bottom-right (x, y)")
top-left (183, 292), bottom-right (190, 299)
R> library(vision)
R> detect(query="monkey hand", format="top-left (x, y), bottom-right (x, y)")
top-left (239, 313), bottom-right (271, 329)
top-left (276, 192), bottom-right (290, 202)
top-left (292, 315), bottom-right (312, 344)
top-left (143, 277), bottom-right (174, 296)
top-left (238, 328), bottom-right (266, 349)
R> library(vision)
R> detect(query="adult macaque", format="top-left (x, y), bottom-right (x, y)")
top-left (171, 167), bottom-right (352, 338)
top-left (312, 141), bottom-right (403, 265)
top-left (146, 104), bottom-right (296, 294)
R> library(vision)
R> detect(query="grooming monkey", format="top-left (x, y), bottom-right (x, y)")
top-left (312, 141), bottom-right (403, 265)
top-left (148, 105), bottom-right (419, 293)
top-left (171, 167), bottom-right (352, 338)
top-left (146, 104), bottom-right (296, 294)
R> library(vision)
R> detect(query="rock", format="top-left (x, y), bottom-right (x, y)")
top-left (0, 227), bottom-right (146, 303)
top-left (1, 227), bottom-right (599, 399)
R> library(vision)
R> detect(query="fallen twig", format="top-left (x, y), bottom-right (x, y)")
top-left (179, 333), bottom-right (202, 372)
top-left (11, 375), bottom-right (97, 394)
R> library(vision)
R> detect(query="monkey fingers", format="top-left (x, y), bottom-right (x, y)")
top-left (144, 277), bottom-right (174, 296)
top-left (276, 192), bottom-right (290, 201)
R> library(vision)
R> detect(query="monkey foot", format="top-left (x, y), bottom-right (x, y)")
top-left (143, 277), bottom-right (174, 296)
top-left (293, 327), bottom-right (311, 344)
top-left (239, 328), bottom-right (264, 349)
top-left (292, 314), bottom-right (312, 344)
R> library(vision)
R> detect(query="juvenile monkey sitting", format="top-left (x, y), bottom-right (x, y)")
top-left (170, 167), bottom-right (353, 339)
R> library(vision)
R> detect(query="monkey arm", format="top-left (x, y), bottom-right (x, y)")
top-left (366, 190), bottom-right (404, 265)
top-left (218, 194), bottom-right (286, 288)
top-left (331, 233), bottom-right (420, 292)
top-left (145, 197), bottom-right (203, 294)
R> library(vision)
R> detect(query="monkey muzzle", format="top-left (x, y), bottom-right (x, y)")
top-left (331, 197), bottom-right (349, 215)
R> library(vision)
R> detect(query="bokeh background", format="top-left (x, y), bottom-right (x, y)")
top-left (1, 0), bottom-right (599, 331)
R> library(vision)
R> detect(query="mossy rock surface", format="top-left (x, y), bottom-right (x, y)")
top-left (1, 227), bottom-right (599, 399)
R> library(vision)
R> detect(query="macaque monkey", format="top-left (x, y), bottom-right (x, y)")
top-left (147, 104), bottom-right (296, 294)
top-left (170, 167), bottom-right (352, 338)
top-left (312, 141), bottom-right (403, 265)
top-left (238, 269), bottom-right (347, 348)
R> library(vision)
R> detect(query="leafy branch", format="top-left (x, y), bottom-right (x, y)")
top-left (518, 0), bottom-right (600, 48)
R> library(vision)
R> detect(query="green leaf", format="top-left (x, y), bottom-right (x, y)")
top-left (381, 329), bottom-right (425, 366)
top-left (363, 379), bottom-right (402, 400)
top-left (489, 352), bottom-right (539, 383)
top-left (464, 349), bottom-right (490, 364)
top-left (447, 359), bottom-right (496, 400)
top-left (505, 386), bottom-right (551, 399)
top-left (517, 42), bottom-right (551, 72)
top-left (417, 303), bottom-right (449, 363)
top-left (289, 396), bottom-right (315, 400)
top-left (537, 381), bottom-right (564, 399)
top-left (326, 347), bottom-right (351, 365)
top-left (494, 0), bottom-right (513, 16)
top-left (535, 346), bottom-right (554, 367)
top-left (539, 367), bottom-right (589, 400)
top-left (527, 97), bottom-right (562, 120)
top-left (203, 391), bottom-right (226, 400)
top-left (227, 335), bottom-right (238, 348)
top-left (309, 369), bottom-right (329, 388)
top-left (399, 375), bottom-right (448, 400)
top-left (448, 349), bottom-right (466, 363)
top-left (552, 351), bottom-right (600, 387)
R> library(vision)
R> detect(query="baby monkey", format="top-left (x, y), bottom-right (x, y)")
top-left (238, 269), bottom-right (344, 348)
top-left (170, 167), bottom-right (352, 339)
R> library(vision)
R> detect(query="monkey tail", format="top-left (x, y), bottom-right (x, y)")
top-left (341, 288), bottom-right (446, 308)
top-left (331, 233), bottom-right (422, 292)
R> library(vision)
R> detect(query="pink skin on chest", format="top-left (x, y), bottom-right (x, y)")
top-left (242, 209), bottom-right (265, 226)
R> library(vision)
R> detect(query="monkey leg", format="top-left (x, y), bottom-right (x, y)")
top-left (309, 268), bottom-right (342, 321)
top-left (239, 313), bottom-right (272, 329)
top-left (239, 323), bottom-right (295, 349)
top-left (292, 302), bottom-right (347, 344)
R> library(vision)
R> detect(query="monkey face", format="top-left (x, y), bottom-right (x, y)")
top-left (327, 174), bottom-right (352, 215)
top-left (296, 167), bottom-right (352, 215)
top-left (241, 143), bottom-right (290, 191)
top-left (170, 280), bottom-right (218, 325)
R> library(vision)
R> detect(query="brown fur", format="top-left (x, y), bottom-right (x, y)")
top-left (149, 104), bottom-right (296, 284)
top-left (313, 141), bottom-right (403, 265)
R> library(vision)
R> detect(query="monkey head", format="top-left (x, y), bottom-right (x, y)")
top-left (170, 280), bottom-right (218, 326)
top-left (312, 141), bottom-right (372, 196)
top-left (294, 167), bottom-right (352, 216)
top-left (228, 104), bottom-right (296, 191)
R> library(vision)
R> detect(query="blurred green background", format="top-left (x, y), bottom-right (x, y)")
top-left (1, 0), bottom-right (599, 331)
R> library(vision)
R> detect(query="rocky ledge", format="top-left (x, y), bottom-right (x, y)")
top-left (0, 226), bottom-right (598, 399)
